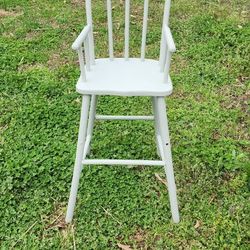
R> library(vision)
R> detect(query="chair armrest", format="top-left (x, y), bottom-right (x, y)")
top-left (164, 26), bottom-right (176, 53)
top-left (72, 24), bottom-right (91, 51)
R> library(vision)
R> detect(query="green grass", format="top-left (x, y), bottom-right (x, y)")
top-left (0, 0), bottom-right (249, 249)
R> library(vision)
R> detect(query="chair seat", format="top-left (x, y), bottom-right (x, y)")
top-left (76, 58), bottom-right (173, 96)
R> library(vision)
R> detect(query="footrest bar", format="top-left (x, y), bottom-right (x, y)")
top-left (95, 115), bottom-right (154, 121)
top-left (82, 159), bottom-right (164, 166)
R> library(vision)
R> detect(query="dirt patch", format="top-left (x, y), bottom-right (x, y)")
top-left (41, 203), bottom-right (76, 248)
top-left (47, 52), bottom-right (73, 70)
top-left (47, 41), bottom-right (77, 69)
top-left (18, 63), bottom-right (47, 72)
top-left (38, 17), bottom-right (61, 29)
top-left (0, 8), bottom-right (23, 18)
top-left (219, 79), bottom-right (249, 141)
top-left (171, 88), bottom-right (189, 100)
top-left (49, 19), bottom-right (61, 29)
top-left (219, 78), bottom-right (250, 112)
top-left (25, 31), bottom-right (41, 41)
top-left (236, 122), bottom-right (249, 141)
top-left (130, 228), bottom-right (147, 249)
top-left (0, 9), bottom-right (16, 17)
top-left (43, 203), bottom-right (67, 231)
top-left (172, 54), bottom-right (188, 74)
top-left (18, 41), bottom-right (74, 71)
top-left (47, 53), bottom-right (62, 69)
top-left (71, 0), bottom-right (83, 6)
top-left (2, 32), bottom-right (15, 38)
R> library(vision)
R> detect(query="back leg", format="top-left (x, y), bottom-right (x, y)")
top-left (156, 97), bottom-right (180, 223)
top-left (152, 97), bottom-right (161, 156)
top-left (86, 95), bottom-right (98, 155)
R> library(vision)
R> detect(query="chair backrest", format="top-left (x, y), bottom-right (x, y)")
top-left (85, 0), bottom-right (172, 62)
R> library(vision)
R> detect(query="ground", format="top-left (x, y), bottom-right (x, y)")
top-left (0, 0), bottom-right (249, 249)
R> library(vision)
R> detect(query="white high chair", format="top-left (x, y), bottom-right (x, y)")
top-left (66, 0), bottom-right (180, 223)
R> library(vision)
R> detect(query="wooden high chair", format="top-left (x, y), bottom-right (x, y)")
top-left (66, 0), bottom-right (180, 224)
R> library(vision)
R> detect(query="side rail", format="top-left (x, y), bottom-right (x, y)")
top-left (162, 26), bottom-right (176, 83)
top-left (72, 24), bottom-right (92, 82)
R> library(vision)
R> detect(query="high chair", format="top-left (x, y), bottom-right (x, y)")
top-left (66, 0), bottom-right (180, 223)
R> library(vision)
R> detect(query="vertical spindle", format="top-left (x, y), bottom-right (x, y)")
top-left (124, 0), bottom-right (130, 60)
top-left (159, 0), bottom-right (171, 70)
top-left (141, 0), bottom-right (149, 61)
top-left (163, 50), bottom-right (172, 83)
top-left (86, 0), bottom-right (95, 64)
top-left (107, 0), bottom-right (114, 60)
top-left (84, 38), bottom-right (90, 71)
top-left (78, 48), bottom-right (86, 81)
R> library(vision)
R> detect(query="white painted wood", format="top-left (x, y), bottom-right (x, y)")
top-left (107, 0), bottom-right (114, 60)
top-left (67, 0), bottom-right (180, 224)
top-left (164, 26), bottom-right (176, 52)
top-left (72, 25), bottom-right (91, 51)
top-left (66, 95), bottom-right (90, 223)
top-left (82, 159), bottom-right (165, 166)
top-left (163, 0), bottom-right (171, 27)
top-left (152, 97), bottom-right (161, 156)
top-left (86, 95), bottom-right (98, 155)
top-left (72, 1), bottom-right (176, 85)
top-left (77, 48), bottom-right (86, 82)
top-left (85, 0), bottom-right (95, 64)
top-left (95, 115), bottom-right (154, 120)
top-left (163, 51), bottom-right (172, 83)
top-left (156, 134), bottom-right (165, 159)
top-left (124, 0), bottom-right (130, 60)
top-left (159, 0), bottom-right (171, 67)
top-left (141, 0), bottom-right (149, 61)
top-left (76, 58), bottom-right (173, 96)
top-left (82, 134), bottom-right (91, 161)
top-left (160, 36), bottom-right (167, 72)
top-left (156, 97), bottom-right (180, 223)
top-left (161, 27), bottom-right (175, 74)
top-left (84, 38), bottom-right (90, 71)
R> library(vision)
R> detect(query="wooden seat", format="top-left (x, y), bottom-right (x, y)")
top-left (66, 0), bottom-right (180, 225)
top-left (76, 58), bottom-right (173, 96)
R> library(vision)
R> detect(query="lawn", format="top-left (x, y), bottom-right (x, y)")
top-left (0, 0), bottom-right (249, 249)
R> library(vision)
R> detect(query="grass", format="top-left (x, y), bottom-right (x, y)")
top-left (0, 0), bottom-right (249, 249)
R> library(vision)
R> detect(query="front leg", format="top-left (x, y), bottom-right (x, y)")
top-left (66, 95), bottom-right (90, 223)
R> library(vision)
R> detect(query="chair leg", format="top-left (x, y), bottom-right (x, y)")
top-left (156, 97), bottom-right (180, 223)
top-left (66, 95), bottom-right (90, 223)
top-left (86, 95), bottom-right (98, 155)
top-left (152, 97), bottom-right (160, 156)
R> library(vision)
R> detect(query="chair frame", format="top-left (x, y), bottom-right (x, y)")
top-left (66, 0), bottom-right (180, 224)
